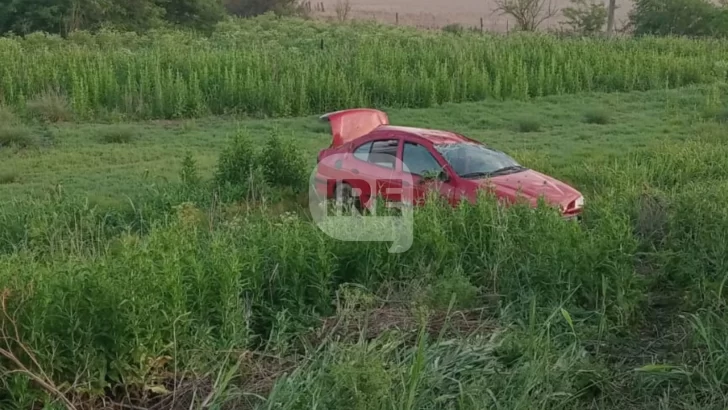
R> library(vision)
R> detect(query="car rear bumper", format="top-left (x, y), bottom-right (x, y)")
top-left (313, 175), bottom-right (329, 190)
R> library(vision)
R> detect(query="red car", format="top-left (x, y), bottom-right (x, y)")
top-left (312, 108), bottom-right (584, 219)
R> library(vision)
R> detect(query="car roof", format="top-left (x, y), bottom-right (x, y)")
top-left (376, 125), bottom-right (471, 144)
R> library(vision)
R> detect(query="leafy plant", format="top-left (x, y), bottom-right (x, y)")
top-left (214, 130), bottom-right (258, 188)
top-left (427, 268), bottom-right (480, 310)
top-left (180, 151), bottom-right (201, 186)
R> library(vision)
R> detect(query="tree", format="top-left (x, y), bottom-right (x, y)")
top-left (493, 0), bottom-right (558, 31)
top-left (0, 0), bottom-right (109, 35)
top-left (160, 0), bottom-right (225, 31)
top-left (561, 0), bottom-right (607, 34)
top-left (0, 0), bottom-right (227, 35)
top-left (629, 0), bottom-right (728, 37)
top-left (606, 0), bottom-right (616, 34)
top-left (224, 0), bottom-right (302, 17)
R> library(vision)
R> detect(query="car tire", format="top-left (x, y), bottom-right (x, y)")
top-left (334, 182), bottom-right (362, 215)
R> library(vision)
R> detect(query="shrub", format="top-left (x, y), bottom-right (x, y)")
top-left (214, 130), bottom-right (258, 188)
top-left (99, 126), bottom-right (137, 144)
top-left (259, 133), bottom-right (307, 190)
top-left (583, 108), bottom-right (611, 124)
top-left (26, 91), bottom-right (73, 123)
top-left (442, 23), bottom-right (465, 35)
top-left (180, 151), bottom-right (201, 186)
top-left (561, 0), bottom-right (608, 35)
top-left (516, 117), bottom-right (541, 132)
top-left (0, 126), bottom-right (36, 148)
top-left (427, 268), bottom-right (480, 310)
top-left (224, 0), bottom-right (305, 17)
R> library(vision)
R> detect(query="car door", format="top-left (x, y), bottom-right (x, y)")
top-left (343, 137), bottom-right (403, 208)
top-left (399, 140), bottom-right (458, 205)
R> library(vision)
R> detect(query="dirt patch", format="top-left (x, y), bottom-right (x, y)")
top-left (69, 306), bottom-right (497, 410)
top-left (72, 353), bottom-right (299, 410)
top-left (312, 305), bottom-right (499, 344)
top-left (310, 0), bottom-right (634, 31)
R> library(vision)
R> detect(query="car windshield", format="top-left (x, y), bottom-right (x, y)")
top-left (434, 142), bottom-right (526, 178)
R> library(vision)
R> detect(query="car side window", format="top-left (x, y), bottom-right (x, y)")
top-left (402, 142), bottom-right (442, 176)
top-left (353, 142), bottom-right (373, 161)
top-left (368, 139), bottom-right (399, 169)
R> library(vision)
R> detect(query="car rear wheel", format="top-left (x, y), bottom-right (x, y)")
top-left (333, 182), bottom-right (362, 215)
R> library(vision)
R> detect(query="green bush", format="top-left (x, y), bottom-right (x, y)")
top-left (259, 133), bottom-right (307, 191)
top-left (180, 151), bottom-right (201, 186)
top-left (214, 130), bottom-right (258, 188)
top-left (427, 267), bottom-right (480, 310)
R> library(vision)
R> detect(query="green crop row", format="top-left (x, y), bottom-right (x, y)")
top-left (1, 16), bottom-right (727, 120)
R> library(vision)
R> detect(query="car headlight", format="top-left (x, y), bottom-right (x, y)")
top-left (574, 195), bottom-right (584, 209)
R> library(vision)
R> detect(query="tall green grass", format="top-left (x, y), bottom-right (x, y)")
top-left (1, 15), bottom-right (727, 119)
top-left (2, 129), bottom-right (728, 407)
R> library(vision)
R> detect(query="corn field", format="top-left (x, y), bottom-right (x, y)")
top-left (1, 15), bottom-right (727, 119)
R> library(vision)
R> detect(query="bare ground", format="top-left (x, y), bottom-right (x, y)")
top-left (310, 0), bottom-right (634, 32)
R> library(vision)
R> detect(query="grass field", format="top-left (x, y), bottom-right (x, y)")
top-left (2, 16), bottom-right (728, 410)
top-left (0, 86), bottom-right (705, 201)
top-left (2, 16), bottom-right (728, 120)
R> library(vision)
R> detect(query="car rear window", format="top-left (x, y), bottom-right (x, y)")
top-left (368, 139), bottom-right (398, 169)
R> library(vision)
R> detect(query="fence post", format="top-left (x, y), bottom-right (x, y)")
top-left (480, 17), bottom-right (484, 33)
top-left (396, 12), bottom-right (399, 25)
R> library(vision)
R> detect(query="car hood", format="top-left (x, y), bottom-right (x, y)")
top-left (474, 169), bottom-right (581, 207)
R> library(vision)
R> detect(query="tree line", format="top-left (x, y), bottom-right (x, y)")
top-left (0, 0), bottom-right (301, 35)
top-left (494, 0), bottom-right (728, 37)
